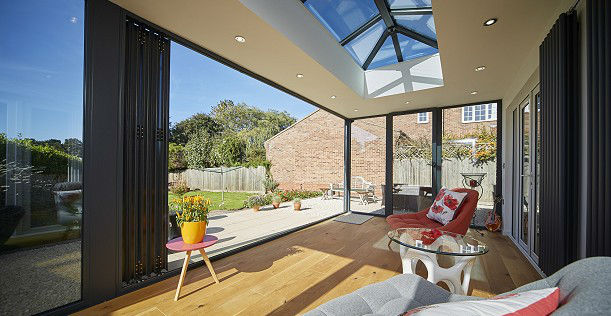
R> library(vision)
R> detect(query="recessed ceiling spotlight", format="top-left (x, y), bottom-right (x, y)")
top-left (470, 91), bottom-right (478, 95)
top-left (330, 95), bottom-right (336, 99)
top-left (475, 66), bottom-right (486, 72)
top-left (234, 35), bottom-right (246, 43)
top-left (405, 101), bottom-right (410, 104)
top-left (354, 109), bottom-right (359, 112)
top-left (296, 73), bottom-right (304, 78)
top-left (483, 18), bottom-right (497, 26)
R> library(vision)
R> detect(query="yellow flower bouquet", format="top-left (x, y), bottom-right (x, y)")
top-left (170, 195), bottom-right (211, 243)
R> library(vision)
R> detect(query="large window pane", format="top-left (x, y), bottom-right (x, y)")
top-left (167, 42), bottom-right (344, 270)
top-left (0, 1), bottom-right (84, 314)
top-left (442, 105), bottom-right (498, 227)
top-left (350, 118), bottom-right (385, 214)
top-left (392, 112), bottom-right (433, 214)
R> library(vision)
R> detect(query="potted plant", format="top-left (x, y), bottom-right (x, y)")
top-left (272, 194), bottom-right (282, 209)
top-left (170, 195), bottom-right (211, 244)
top-left (293, 198), bottom-right (302, 211)
top-left (246, 195), bottom-right (265, 212)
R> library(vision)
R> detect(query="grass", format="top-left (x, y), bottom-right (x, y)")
top-left (168, 190), bottom-right (256, 211)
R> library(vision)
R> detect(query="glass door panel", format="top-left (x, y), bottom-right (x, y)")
top-left (534, 91), bottom-right (541, 257)
top-left (0, 1), bottom-right (84, 313)
top-left (392, 112), bottom-right (433, 214)
top-left (519, 102), bottom-right (531, 247)
top-left (441, 104), bottom-right (498, 224)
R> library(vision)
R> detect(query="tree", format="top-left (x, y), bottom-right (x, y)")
top-left (184, 131), bottom-right (216, 170)
top-left (169, 113), bottom-right (221, 146)
top-left (168, 142), bottom-right (187, 171)
top-left (63, 138), bottom-right (83, 157)
top-left (212, 133), bottom-right (246, 166)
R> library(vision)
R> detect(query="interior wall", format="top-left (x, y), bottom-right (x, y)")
top-left (500, 0), bottom-right (589, 259)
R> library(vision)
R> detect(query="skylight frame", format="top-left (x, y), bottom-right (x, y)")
top-left (302, 0), bottom-right (438, 70)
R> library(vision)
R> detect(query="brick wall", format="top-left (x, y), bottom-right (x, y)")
top-left (264, 108), bottom-right (497, 192)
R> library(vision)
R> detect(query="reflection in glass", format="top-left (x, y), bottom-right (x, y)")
top-left (368, 36), bottom-right (396, 69)
top-left (350, 118), bottom-right (386, 214)
top-left (304, 0), bottom-right (380, 41)
top-left (395, 14), bottom-right (437, 40)
top-left (397, 34), bottom-right (438, 61)
top-left (388, 0), bottom-right (432, 9)
top-left (520, 104), bottom-right (530, 246)
top-left (344, 20), bottom-right (386, 66)
top-left (392, 112), bottom-right (433, 214)
top-left (0, 0), bottom-right (84, 314)
top-left (534, 94), bottom-right (541, 256)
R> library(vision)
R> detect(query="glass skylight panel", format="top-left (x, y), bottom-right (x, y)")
top-left (397, 33), bottom-right (437, 61)
top-left (395, 14), bottom-right (437, 40)
top-left (367, 36), bottom-right (396, 69)
top-left (344, 19), bottom-right (386, 66)
top-left (388, 0), bottom-right (432, 9)
top-left (304, 0), bottom-right (380, 41)
top-left (303, 0), bottom-right (438, 70)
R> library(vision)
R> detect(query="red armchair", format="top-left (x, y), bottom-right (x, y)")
top-left (386, 188), bottom-right (479, 236)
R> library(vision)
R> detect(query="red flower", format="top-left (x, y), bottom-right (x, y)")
top-left (435, 189), bottom-right (445, 202)
top-left (443, 194), bottom-right (459, 210)
top-left (431, 204), bottom-right (443, 213)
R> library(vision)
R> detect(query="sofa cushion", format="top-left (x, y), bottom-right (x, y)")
top-left (304, 273), bottom-right (479, 316)
top-left (403, 287), bottom-right (560, 315)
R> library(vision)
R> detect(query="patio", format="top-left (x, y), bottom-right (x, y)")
top-left (168, 196), bottom-right (345, 270)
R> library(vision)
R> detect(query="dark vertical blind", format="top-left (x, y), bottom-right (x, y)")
top-left (122, 19), bottom-right (170, 285)
top-left (586, 0), bottom-right (611, 257)
top-left (539, 11), bottom-right (579, 275)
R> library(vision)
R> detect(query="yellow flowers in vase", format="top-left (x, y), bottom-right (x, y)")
top-left (170, 195), bottom-right (211, 244)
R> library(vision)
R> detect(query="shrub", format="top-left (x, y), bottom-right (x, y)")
top-left (245, 195), bottom-right (265, 208)
top-left (272, 194), bottom-right (282, 204)
top-left (262, 174), bottom-right (279, 193)
top-left (168, 142), bottom-right (187, 171)
top-left (169, 181), bottom-right (189, 196)
top-left (293, 198), bottom-right (301, 203)
top-left (276, 190), bottom-right (322, 202)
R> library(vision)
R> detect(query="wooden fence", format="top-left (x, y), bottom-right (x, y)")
top-left (393, 158), bottom-right (497, 203)
top-left (169, 166), bottom-right (266, 193)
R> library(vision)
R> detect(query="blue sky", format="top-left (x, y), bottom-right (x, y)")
top-left (169, 42), bottom-right (315, 125)
top-left (0, 0), bottom-right (315, 142)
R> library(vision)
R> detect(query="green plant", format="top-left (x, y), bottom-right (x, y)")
top-left (276, 189), bottom-right (321, 202)
top-left (293, 198), bottom-right (301, 203)
top-left (245, 195), bottom-right (265, 208)
top-left (168, 142), bottom-right (188, 171)
top-left (170, 195), bottom-right (211, 226)
top-left (263, 174), bottom-right (279, 193)
top-left (169, 181), bottom-right (189, 196)
top-left (272, 194), bottom-right (282, 204)
top-left (185, 131), bottom-right (216, 170)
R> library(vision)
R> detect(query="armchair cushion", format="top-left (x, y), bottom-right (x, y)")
top-left (426, 187), bottom-right (467, 225)
top-left (386, 188), bottom-right (478, 236)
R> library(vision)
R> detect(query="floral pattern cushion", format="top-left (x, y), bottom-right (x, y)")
top-left (426, 187), bottom-right (467, 225)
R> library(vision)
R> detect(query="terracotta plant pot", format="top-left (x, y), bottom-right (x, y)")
top-left (253, 205), bottom-right (261, 212)
top-left (180, 221), bottom-right (206, 244)
top-left (272, 202), bottom-right (280, 209)
top-left (294, 202), bottom-right (301, 211)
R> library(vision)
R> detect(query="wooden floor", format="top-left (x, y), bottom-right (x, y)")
top-left (78, 217), bottom-right (541, 315)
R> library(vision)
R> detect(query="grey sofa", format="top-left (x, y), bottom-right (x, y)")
top-left (305, 257), bottom-right (611, 316)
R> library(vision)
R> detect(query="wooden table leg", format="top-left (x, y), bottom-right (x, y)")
top-left (199, 249), bottom-right (219, 284)
top-left (174, 250), bottom-right (192, 301)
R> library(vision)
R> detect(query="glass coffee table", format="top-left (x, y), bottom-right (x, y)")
top-left (388, 228), bottom-right (488, 295)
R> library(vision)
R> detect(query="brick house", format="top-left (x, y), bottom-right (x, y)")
top-left (264, 105), bottom-right (497, 193)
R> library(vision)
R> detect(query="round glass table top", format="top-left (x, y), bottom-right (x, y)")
top-left (388, 228), bottom-right (488, 256)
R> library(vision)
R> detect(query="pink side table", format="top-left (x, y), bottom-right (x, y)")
top-left (166, 235), bottom-right (219, 301)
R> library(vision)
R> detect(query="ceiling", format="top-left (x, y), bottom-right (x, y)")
top-left (110, 0), bottom-right (567, 119)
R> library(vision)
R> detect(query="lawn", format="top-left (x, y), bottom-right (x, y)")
top-left (168, 190), bottom-right (255, 211)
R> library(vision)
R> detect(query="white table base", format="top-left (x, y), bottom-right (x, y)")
top-left (399, 244), bottom-right (476, 295)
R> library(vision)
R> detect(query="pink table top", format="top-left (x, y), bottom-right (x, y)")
top-left (166, 235), bottom-right (218, 252)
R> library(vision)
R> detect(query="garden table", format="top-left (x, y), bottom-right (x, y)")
top-left (166, 235), bottom-right (220, 301)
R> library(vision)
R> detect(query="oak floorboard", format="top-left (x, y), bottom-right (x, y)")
top-left (77, 217), bottom-right (540, 315)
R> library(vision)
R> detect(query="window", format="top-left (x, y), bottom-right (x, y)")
top-left (1, 0), bottom-right (84, 314)
top-left (462, 103), bottom-right (497, 122)
top-left (417, 112), bottom-right (429, 123)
